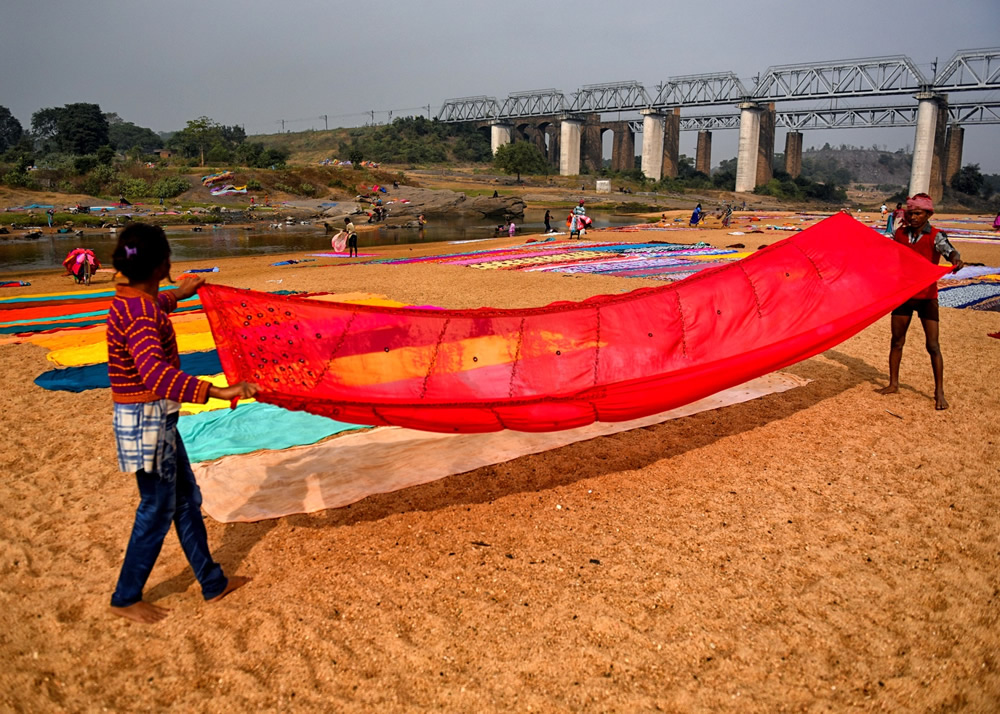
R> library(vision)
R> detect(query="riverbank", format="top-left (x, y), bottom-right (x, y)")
top-left (1, 215), bottom-right (999, 711)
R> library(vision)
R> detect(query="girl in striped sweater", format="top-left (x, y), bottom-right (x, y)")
top-left (107, 223), bottom-right (257, 624)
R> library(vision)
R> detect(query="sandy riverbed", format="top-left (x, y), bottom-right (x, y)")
top-left (1, 213), bottom-right (998, 711)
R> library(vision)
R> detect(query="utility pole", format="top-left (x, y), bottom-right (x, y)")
top-left (322, 114), bottom-right (328, 131)
top-left (280, 119), bottom-right (285, 132)
top-left (371, 109), bottom-right (375, 125)
top-left (426, 104), bottom-right (431, 119)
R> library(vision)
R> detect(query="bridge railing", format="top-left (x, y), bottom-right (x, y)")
top-left (933, 48), bottom-right (1000, 90)
top-left (652, 72), bottom-right (748, 108)
top-left (569, 81), bottom-right (651, 113)
top-left (499, 90), bottom-right (567, 118)
top-left (751, 55), bottom-right (928, 101)
top-left (436, 49), bottom-right (1000, 123)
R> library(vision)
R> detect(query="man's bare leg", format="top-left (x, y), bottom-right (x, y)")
top-left (878, 314), bottom-right (911, 395)
top-left (208, 575), bottom-right (251, 603)
top-left (110, 601), bottom-right (170, 624)
top-left (922, 317), bottom-right (949, 409)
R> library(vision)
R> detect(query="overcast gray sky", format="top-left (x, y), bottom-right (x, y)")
top-left (2, 0), bottom-right (998, 171)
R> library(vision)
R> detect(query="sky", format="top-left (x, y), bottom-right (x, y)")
top-left (2, 0), bottom-right (999, 171)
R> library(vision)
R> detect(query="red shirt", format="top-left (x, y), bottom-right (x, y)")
top-left (106, 286), bottom-right (210, 404)
top-left (891, 223), bottom-right (948, 300)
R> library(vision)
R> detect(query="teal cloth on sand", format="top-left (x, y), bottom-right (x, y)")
top-left (179, 401), bottom-right (368, 463)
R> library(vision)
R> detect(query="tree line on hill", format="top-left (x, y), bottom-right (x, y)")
top-left (0, 103), bottom-right (291, 199)
top-left (2, 102), bottom-right (997, 208)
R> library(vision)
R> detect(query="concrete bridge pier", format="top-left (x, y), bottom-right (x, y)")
top-left (735, 102), bottom-right (762, 193)
top-left (756, 103), bottom-right (776, 186)
top-left (490, 123), bottom-right (512, 156)
top-left (640, 110), bottom-right (665, 181)
top-left (909, 92), bottom-right (948, 200)
top-left (582, 117), bottom-right (603, 174)
top-left (695, 131), bottom-right (712, 175)
top-left (520, 125), bottom-right (548, 159)
top-left (662, 108), bottom-right (681, 179)
top-left (545, 125), bottom-right (560, 168)
top-left (784, 131), bottom-right (803, 178)
top-left (608, 123), bottom-right (635, 171)
top-left (559, 118), bottom-right (583, 176)
top-left (943, 124), bottom-right (964, 188)
top-left (928, 98), bottom-right (949, 202)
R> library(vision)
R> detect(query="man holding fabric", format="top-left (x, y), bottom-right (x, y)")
top-left (878, 193), bottom-right (964, 410)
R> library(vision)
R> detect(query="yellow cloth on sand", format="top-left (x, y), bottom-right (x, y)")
top-left (182, 373), bottom-right (255, 414)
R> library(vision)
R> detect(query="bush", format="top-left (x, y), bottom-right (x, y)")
top-left (246, 178), bottom-right (262, 191)
top-left (92, 164), bottom-right (117, 185)
top-left (273, 182), bottom-right (296, 194)
top-left (299, 182), bottom-right (316, 196)
top-left (151, 176), bottom-right (190, 198)
top-left (3, 170), bottom-right (36, 188)
top-left (79, 175), bottom-right (102, 196)
top-left (75, 155), bottom-right (98, 175)
top-left (116, 177), bottom-right (150, 198)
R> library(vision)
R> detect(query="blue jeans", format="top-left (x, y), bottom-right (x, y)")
top-left (111, 413), bottom-right (227, 607)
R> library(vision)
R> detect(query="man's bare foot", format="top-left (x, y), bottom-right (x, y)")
top-left (110, 601), bottom-right (170, 624)
top-left (208, 575), bottom-right (251, 603)
top-left (877, 384), bottom-right (899, 395)
top-left (935, 393), bottom-right (949, 410)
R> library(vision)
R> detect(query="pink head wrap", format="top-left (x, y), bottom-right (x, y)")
top-left (906, 194), bottom-right (934, 214)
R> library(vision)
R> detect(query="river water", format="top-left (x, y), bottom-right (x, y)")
top-left (0, 214), bottom-right (642, 274)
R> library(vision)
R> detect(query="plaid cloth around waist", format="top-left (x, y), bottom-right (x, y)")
top-left (113, 400), bottom-right (178, 475)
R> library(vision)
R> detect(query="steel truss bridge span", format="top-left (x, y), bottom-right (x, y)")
top-left (437, 48), bottom-right (1000, 122)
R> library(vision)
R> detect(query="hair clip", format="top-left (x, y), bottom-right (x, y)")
top-left (125, 246), bottom-right (137, 258)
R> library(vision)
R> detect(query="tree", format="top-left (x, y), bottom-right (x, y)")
top-left (170, 116), bottom-right (221, 166)
top-left (169, 117), bottom-right (247, 166)
top-left (31, 104), bottom-right (109, 154)
top-left (493, 141), bottom-right (548, 181)
top-left (56, 103), bottom-right (110, 154)
top-left (31, 107), bottom-right (61, 140)
top-left (951, 163), bottom-right (985, 196)
top-left (106, 116), bottom-right (161, 153)
top-left (0, 106), bottom-right (23, 153)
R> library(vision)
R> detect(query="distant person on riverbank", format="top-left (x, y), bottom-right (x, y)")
top-left (544, 210), bottom-right (552, 233)
top-left (721, 204), bottom-right (733, 228)
top-left (508, 221), bottom-right (516, 237)
top-left (689, 203), bottom-right (702, 227)
top-left (878, 193), bottom-right (964, 410)
top-left (993, 211), bottom-right (1000, 232)
top-left (886, 202), bottom-right (904, 235)
top-left (570, 200), bottom-right (586, 239)
top-left (344, 217), bottom-right (358, 257)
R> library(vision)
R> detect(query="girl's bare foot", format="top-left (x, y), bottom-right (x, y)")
top-left (877, 384), bottom-right (899, 395)
top-left (110, 601), bottom-right (170, 624)
top-left (208, 575), bottom-right (251, 603)
top-left (935, 393), bottom-right (949, 410)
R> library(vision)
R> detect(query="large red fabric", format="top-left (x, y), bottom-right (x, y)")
top-left (200, 214), bottom-right (949, 433)
top-left (892, 224), bottom-right (944, 299)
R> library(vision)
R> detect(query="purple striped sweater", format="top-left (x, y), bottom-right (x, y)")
top-left (106, 286), bottom-right (210, 405)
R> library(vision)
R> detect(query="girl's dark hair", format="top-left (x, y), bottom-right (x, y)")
top-left (112, 223), bottom-right (171, 281)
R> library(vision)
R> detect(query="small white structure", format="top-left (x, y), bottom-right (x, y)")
top-left (595, 180), bottom-right (611, 194)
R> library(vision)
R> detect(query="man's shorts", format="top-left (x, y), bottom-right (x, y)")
top-left (892, 297), bottom-right (939, 321)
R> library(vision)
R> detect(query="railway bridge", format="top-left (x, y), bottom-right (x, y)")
top-left (439, 49), bottom-right (1000, 200)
